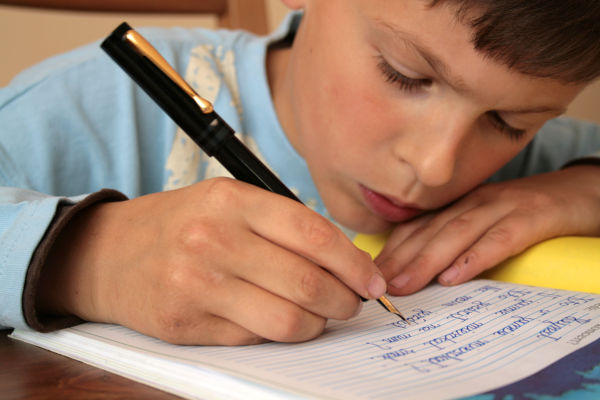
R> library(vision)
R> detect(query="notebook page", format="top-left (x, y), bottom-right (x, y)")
top-left (12, 279), bottom-right (600, 400)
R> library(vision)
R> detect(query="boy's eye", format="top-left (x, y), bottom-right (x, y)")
top-left (377, 56), bottom-right (432, 93)
top-left (486, 111), bottom-right (527, 141)
top-left (377, 56), bottom-right (527, 142)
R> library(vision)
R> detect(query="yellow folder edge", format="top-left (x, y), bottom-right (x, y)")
top-left (353, 234), bottom-right (600, 294)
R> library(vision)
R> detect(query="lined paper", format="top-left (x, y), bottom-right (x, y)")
top-left (12, 280), bottom-right (600, 400)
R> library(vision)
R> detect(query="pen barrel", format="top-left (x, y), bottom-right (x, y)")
top-left (101, 23), bottom-right (224, 156)
top-left (101, 23), bottom-right (300, 203)
top-left (214, 132), bottom-right (301, 202)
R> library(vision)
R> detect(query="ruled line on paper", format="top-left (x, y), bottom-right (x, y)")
top-left (12, 280), bottom-right (600, 400)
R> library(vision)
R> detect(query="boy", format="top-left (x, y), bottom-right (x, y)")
top-left (1, 0), bottom-right (599, 345)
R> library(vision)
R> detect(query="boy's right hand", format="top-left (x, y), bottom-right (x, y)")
top-left (38, 178), bottom-right (386, 345)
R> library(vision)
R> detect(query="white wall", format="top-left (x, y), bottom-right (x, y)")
top-left (0, 2), bottom-right (597, 123)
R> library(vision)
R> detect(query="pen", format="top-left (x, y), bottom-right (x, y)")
top-left (101, 22), bottom-right (407, 322)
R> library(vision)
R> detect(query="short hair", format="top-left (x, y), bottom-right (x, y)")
top-left (429, 0), bottom-right (600, 84)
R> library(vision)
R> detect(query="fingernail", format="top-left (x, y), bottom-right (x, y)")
top-left (390, 274), bottom-right (409, 289)
top-left (439, 265), bottom-right (459, 285)
top-left (352, 302), bottom-right (364, 317)
top-left (368, 273), bottom-right (387, 298)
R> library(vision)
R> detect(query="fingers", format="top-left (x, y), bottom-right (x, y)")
top-left (240, 186), bottom-right (387, 300)
top-left (390, 208), bottom-right (499, 294)
top-left (230, 232), bottom-right (361, 320)
top-left (378, 182), bottom-right (566, 296)
top-left (129, 248), bottom-right (332, 344)
top-left (375, 195), bottom-right (479, 272)
top-left (437, 214), bottom-right (539, 286)
top-left (192, 177), bottom-right (386, 300)
top-left (375, 213), bottom-right (434, 264)
top-left (153, 179), bottom-right (369, 344)
top-left (149, 313), bottom-right (269, 346)
top-left (207, 278), bottom-right (328, 343)
top-left (146, 286), bottom-right (328, 345)
top-left (379, 193), bottom-right (517, 295)
top-left (145, 255), bottom-right (332, 344)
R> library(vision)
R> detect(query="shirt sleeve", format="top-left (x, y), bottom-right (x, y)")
top-left (22, 189), bottom-right (127, 332)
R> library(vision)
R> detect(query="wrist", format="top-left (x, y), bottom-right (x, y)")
top-left (26, 190), bottom-right (127, 330)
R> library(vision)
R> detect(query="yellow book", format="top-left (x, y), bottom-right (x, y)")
top-left (354, 234), bottom-right (600, 294)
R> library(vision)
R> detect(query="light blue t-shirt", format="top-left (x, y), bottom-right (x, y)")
top-left (0, 13), bottom-right (599, 330)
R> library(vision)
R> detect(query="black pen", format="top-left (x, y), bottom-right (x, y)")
top-left (101, 22), bottom-right (407, 322)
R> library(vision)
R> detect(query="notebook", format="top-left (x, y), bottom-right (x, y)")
top-left (12, 279), bottom-right (600, 400)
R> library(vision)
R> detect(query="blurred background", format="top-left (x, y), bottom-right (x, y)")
top-left (0, 1), bottom-right (598, 124)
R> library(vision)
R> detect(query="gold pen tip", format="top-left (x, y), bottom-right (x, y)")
top-left (395, 313), bottom-right (411, 325)
top-left (377, 296), bottom-right (410, 324)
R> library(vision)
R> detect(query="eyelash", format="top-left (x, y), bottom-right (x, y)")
top-left (377, 56), bottom-right (526, 141)
top-left (486, 111), bottom-right (527, 141)
top-left (377, 56), bottom-right (431, 93)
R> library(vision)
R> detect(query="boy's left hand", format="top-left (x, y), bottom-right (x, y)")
top-left (376, 165), bottom-right (600, 295)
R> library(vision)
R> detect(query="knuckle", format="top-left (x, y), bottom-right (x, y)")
top-left (203, 177), bottom-right (241, 206)
top-left (177, 219), bottom-right (226, 254)
top-left (298, 269), bottom-right (327, 304)
top-left (338, 298), bottom-right (361, 320)
top-left (412, 252), bottom-right (435, 272)
top-left (198, 268), bottom-right (227, 289)
top-left (273, 308), bottom-right (306, 342)
top-left (272, 308), bottom-right (327, 342)
top-left (159, 260), bottom-right (226, 303)
top-left (379, 251), bottom-right (411, 279)
top-left (398, 253), bottom-right (438, 292)
top-left (411, 221), bottom-right (434, 238)
top-left (485, 226), bottom-right (515, 247)
top-left (528, 190), bottom-right (556, 210)
top-left (298, 216), bottom-right (338, 250)
top-left (159, 263), bottom-right (196, 293)
top-left (444, 215), bottom-right (473, 235)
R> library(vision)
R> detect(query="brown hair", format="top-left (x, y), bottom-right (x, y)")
top-left (429, 0), bottom-right (600, 83)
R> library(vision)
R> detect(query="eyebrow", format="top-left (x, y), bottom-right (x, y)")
top-left (376, 19), bottom-right (471, 94)
top-left (375, 20), bottom-right (567, 115)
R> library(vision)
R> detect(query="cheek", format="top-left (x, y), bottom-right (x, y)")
top-left (452, 136), bottom-right (525, 194)
top-left (326, 69), bottom-right (393, 146)
top-left (295, 63), bottom-right (384, 165)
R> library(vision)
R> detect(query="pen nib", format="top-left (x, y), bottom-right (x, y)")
top-left (377, 296), bottom-right (410, 324)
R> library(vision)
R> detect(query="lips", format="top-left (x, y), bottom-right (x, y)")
top-left (359, 185), bottom-right (423, 222)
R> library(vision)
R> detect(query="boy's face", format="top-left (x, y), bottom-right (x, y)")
top-left (271, 0), bottom-right (583, 233)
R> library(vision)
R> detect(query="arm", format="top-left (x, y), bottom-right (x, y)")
top-left (1, 30), bottom-right (385, 342)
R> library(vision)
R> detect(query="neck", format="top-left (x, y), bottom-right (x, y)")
top-left (266, 44), bottom-right (299, 154)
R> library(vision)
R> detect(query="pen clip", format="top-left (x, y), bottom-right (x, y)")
top-left (123, 29), bottom-right (214, 114)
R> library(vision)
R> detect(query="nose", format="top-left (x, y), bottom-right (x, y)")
top-left (393, 108), bottom-right (471, 187)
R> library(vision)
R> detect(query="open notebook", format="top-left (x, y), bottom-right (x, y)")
top-left (12, 279), bottom-right (600, 400)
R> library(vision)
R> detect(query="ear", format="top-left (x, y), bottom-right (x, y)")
top-left (280, 0), bottom-right (306, 11)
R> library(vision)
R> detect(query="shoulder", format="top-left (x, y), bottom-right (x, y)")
top-left (537, 116), bottom-right (600, 138)
top-left (0, 26), bottom-right (257, 105)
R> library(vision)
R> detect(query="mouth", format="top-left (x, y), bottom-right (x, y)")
top-left (359, 185), bottom-right (423, 223)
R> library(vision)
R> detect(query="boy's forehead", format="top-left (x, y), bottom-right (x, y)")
top-left (373, 18), bottom-right (474, 97)
top-left (305, 0), bottom-right (580, 113)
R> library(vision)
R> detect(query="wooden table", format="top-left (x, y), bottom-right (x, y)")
top-left (0, 329), bottom-right (181, 400)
